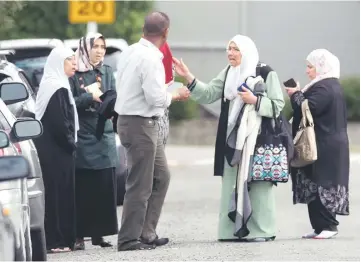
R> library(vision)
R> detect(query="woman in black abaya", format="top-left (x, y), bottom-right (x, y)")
top-left (34, 46), bottom-right (79, 253)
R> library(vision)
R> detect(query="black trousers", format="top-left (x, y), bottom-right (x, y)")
top-left (308, 195), bottom-right (339, 234)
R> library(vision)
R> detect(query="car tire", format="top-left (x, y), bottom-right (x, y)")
top-left (30, 228), bottom-right (47, 261)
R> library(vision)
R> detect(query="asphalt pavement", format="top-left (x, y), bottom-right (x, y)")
top-left (49, 146), bottom-right (360, 261)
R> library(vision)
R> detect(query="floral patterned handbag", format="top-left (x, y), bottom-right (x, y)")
top-left (250, 102), bottom-right (290, 183)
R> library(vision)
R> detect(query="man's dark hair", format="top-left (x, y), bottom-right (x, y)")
top-left (143, 11), bottom-right (170, 37)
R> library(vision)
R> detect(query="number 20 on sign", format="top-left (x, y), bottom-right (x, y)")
top-left (68, 0), bottom-right (115, 24)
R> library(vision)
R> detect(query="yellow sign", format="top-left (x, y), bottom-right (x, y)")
top-left (68, 0), bottom-right (115, 24)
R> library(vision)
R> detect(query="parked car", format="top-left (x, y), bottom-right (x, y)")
top-left (0, 53), bottom-right (47, 261)
top-left (0, 38), bottom-right (64, 90)
top-left (0, 82), bottom-right (43, 261)
top-left (65, 38), bottom-right (129, 205)
top-left (0, 129), bottom-right (18, 261)
top-left (0, 200), bottom-right (16, 261)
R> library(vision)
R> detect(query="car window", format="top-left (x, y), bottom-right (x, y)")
top-left (12, 56), bottom-right (47, 88)
top-left (0, 73), bottom-right (13, 83)
top-left (104, 48), bottom-right (122, 71)
top-left (18, 71), bottom-right (35, 96)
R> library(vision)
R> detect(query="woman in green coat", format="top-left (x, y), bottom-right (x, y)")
top-left (173, 35), bottom-right (285, 242)
top-left (69, 33), bottom-right (118, 250)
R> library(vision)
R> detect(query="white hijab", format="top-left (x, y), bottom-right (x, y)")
top-left (35, 46), bottom-right (79, 142)
top-left (224, 35), bottom-right (260, 125)
top-left (302, 49), bottom-right (340, 93)
top-left (224, 35), bottom-right (260, 101)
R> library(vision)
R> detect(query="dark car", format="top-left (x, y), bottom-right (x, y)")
top-left (0, 51), bottom-right (47, 260)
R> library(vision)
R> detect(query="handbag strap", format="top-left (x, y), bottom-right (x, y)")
top-left (261, 101), bottom-right (281, 135)
top-left (301, 99), bottom-right (314, 127)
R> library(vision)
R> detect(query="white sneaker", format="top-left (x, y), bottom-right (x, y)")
top-left (302, 231), bottom-right (318, 239)
top-left (313, 230), bottom-right (338, 239)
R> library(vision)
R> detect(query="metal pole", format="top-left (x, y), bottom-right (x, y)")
top-left (87, 22), bottom-right (98, 35)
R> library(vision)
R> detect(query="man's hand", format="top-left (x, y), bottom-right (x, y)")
top-left (171, 86), bottom-right (190, 102)
top-left (177, 86), bottom-right (191, 101)
top-left (238, 87), bottom-right (257, 104)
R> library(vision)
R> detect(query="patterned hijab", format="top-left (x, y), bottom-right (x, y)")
top-left (75, 32), bottom-right (106, 72)
top-left (302, 49), bottom-right (340, 93)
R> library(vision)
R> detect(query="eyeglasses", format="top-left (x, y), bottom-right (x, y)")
top-left (226, 47), bottom-right (240, 53)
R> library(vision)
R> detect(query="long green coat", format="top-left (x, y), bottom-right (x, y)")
top-left (69, 65), bottom-right (117, 170)
top-left (190, 65), bottom-right (285, 239)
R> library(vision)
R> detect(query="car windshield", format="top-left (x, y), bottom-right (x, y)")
top-left (13, 56), bottom-right (46, 87)
top-left (6, 48), bottom-right (52, 87)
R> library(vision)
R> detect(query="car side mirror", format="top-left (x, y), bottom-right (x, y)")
top-left (0, 156), bottom-right (30, 182)
top-left (9, 118), bottom-right (43, 143)
top-left (0, 131), bottom-right (9, 149)
top-left (0, 82), bottom-right (29, 105)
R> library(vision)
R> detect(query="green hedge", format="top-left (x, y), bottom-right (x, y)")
top-left (168, 76), bottom-right (199, 122)
top-left (341, 76), bottom-right (360, 121)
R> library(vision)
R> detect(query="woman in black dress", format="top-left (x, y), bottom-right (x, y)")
top-left (286, 49), bottom-right (349, 239)
top-left (34, 46), bottom-right (79, 253)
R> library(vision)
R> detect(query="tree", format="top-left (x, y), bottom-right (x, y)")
top-left (0, 1), bottom-right (153, 44)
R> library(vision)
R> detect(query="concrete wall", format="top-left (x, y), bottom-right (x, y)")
top-left (155, 1), bottom-right (360, 116)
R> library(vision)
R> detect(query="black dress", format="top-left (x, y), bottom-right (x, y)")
top-left (33, 88), bottom-right (76, 250)
top-left (290, 78), bottom-right (349, 233)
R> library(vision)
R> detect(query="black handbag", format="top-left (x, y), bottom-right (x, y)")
top-left (250, 102), bottom-right (291, 183)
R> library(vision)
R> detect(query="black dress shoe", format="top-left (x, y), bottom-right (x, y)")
top-left (141, 236), bottom-right (169, 247)
top-left (92, 237), bottom-right (113, 247)
top-left (118, 241), bottom-right (155, 251)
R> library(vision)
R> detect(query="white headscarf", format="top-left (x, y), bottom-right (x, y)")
top-left (302, 49), bottom-right (340, 93)
top-left (35, 46), bottom-right (79, 142)
top-left (224, 35), bottom-right (260, 125)
top-left (75, 32), bottom-right (105, 72)
top-left (224, 35), bottom-right (260, 101)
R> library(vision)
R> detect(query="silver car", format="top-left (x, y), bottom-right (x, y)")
top-left (0, 51), bottom-right (47, 260)
top-left (0, 81), bottom-right (43, 261)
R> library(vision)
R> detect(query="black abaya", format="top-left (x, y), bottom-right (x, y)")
top-left (33, 88), bottom-right (76, 250)
top-left (75, 168), bottom-right (118, 238)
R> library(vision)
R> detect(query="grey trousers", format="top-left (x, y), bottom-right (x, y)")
top-left (117, 115), bottom-right (171, 247)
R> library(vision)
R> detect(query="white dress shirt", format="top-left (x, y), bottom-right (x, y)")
top-left (114, 38), bottom-right (172, 118)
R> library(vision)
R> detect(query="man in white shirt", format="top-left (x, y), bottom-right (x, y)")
top-left (115, 11), bottom-right (189, 251)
